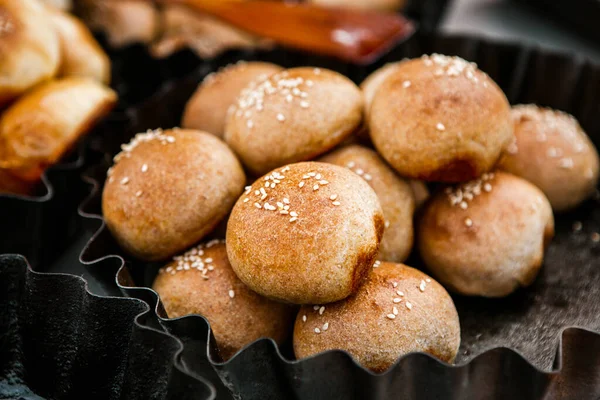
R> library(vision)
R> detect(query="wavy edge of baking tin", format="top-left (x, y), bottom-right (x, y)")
top-left (77, 32), bottom-right (600, 399)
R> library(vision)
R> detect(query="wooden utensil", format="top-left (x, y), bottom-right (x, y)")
top-left (152, 0), bottom-right (416, 63)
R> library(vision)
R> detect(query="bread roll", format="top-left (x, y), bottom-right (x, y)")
top-left (48, 7), bottom-right (111, 84)
top-left (320, 145), bottom-right (415, 263)
top-left (103, 128), bottom-right (246, 261)
top-left (225, 67), bottom-right (363, 175)
top-left (294, 262), bottom-right (460, 372)
top-left (0, 78), bottom-right (116, 193)
top-left (369, 54), bottom-right (513, 182)
top-left (153, 241), bottom-right (295, 360)
top-left (227, 161), bottom-right (384, 304)
top-left (0, 0), bottom-right (60, 107)
top-left (182, 61), bottom-right (282, 138)
top-left (418, 172), bottom-right (554, 297)
top-left (498, 104), bottom-right (599, 212)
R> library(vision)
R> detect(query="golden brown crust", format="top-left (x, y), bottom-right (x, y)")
top-left (417, 171), bottom-right (554, 297)
top-left (81, 0), bottom-right (159, 48)
top-left (102, 129), bottom-right (246, 261)
top-left (226, 161), bottom-right (383, 304)
top-left (0, 77), bottom-right (116, 185)
top-left (369, 55), bottom-right (513, 182)
top-left (48, 7), bottom-right (111, 84)
top-left (224, 67), bottom-right (364, 175)
top-left (152, 241), bottom-right (295, 360)
top-left (182, 61), bottom-right (282, 138)
top-left (320, 145), bottom-right (415, 263)
top-left (498, 105), bottom-right (600, 212)
top-left (293, 262), bottom-right (460, 372)
top-left (0, 0), bottom-right (60, 107)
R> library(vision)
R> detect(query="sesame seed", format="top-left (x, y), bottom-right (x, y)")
top-left (166, 136), bottom-right (176, 143)
top-left (247, 120), bottom-right (254, 129)
top-left (419, 281), bottom-right (426, 292)
top-left (393, 307), bottom-right (399, 315)
top-left (302, 315), bottom-right (307, 322)
top-left (318, 180), bottom-right (329, 185)
top-left (314, 68), bottom-right (321, 74)
top-left (141, 164), bottom-right (148, 172)
top-left (283, 198), bottom-right (290, 204)
top-left (207, 265), bottom-right (214, 271)
top-left (313, 305), bottom-right (320, 310)
top-left (120, 177), bottom-right (130, 185)
top-left (135, 190), bottom-right (143, 197)
top-left (573, 221), bottom-right (583, 232)
top-left (277, 202), bottom-right (284, 208)
top-left (300, 101), bottom-right (310, 108)
top-left (315, 173), bottom-right (322, 180)
top-left (322, 322), bottom-right (329, 331)
top-left (280, 210), bottom-right (289, 214)
top-left (314, 328), bottom-right (321, 334)
top-left (483, 183), bottom-right (492, 192)
top-left (277, 113), bottom-right (285, 122)
top-left (290, 211), bottom-right (298, 217)
top-left (436, 123), bottom-right (446, 131)
top-left (255, 190), bottom-right (260, 195)
top-left (290, 217), bottom-right (298, 222)
top-left (299, 181), bottom-right (305, 188)
top-left (393, 298), bottom-right (402, 303)
top-left (406, 302), bottom-right (412, 310)
top-left (347, 162), bottom-right (356, 168)
top-left (592, 233), bottom-right (600, 242)
top-left (364, 174), bottom-right (372, 181)
top-left (387, 314), bottom-right (396, 320)
top-left (384, 220), bottom-right (390, 228)
top-left (319, 306), bottom-right (325, 315)
top-left (254, 203), bottom-right (262, 209)
top-left (547, 147), bottom-right (559, 158)
top-left (313, 184), bottom-right (319, 191)
top-left (559, 158), bottom-right (574, 169)
top-left (403, 80), bottom-right (411, 88)
top-left (426, 279), bottom-right (431, 283)
top-left (355, 168), bottom-right (364, 175)
top-left (286, 94), bottom-right (293, 103)
top-left (465, 218), bottom-right (473, 227)
top-left (373, 260), bottom-right (381, 268)
top-left (243, 198), bottom-right (249, 203)
top-left (392, 282), bottom-right (398, 288)
top-left (306, 80), bottom-right (314, 87)
top-left (330, 194), bottom-right (338, 200)
top-left (229, 290), bottom-right (235, 298)
top-left (397, 290), bottom-right (404, 296)
top-left (332, 201), bottom-right (341, 206)
top-left (460, 201), bottom-right (468, 209)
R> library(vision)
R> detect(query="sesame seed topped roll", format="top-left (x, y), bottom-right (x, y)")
top-left (102, 128), bottom-right (246, 261)
top-left (226, 162), bottom-right (384, 304)
top-left (368, 54), bottom-right (513, 182)
top-left (293, 262), bottom-right (460, 372)
top-left (224, 67), bottom-right (363, 176)
top-left (153, 240), bottom-right (295, 360)
top-left (418, 172), bottom-right (554, 297)
top-left (182, 61), bottom-right (282, 138)
top-left (498, 105), bottom-right (600, 212)
top-left (320, 145), bottom-right (415, 263)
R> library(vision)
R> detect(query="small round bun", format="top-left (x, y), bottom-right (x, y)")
top-left (308, 0), bottom-right (404, 11)
top-left (182, 61), bottom-right (282, 138)
top-left (227, 162), bottom-right (384, 304)
top-left (369, 54), bottom-right (513, 182)
top-left (103, 129), bottom-right (245, 261)
top-left (498, 105), bottom-right (600, 212)
top-left (225, 67), bottom-right (363, 175)
top-left (153, 241), bottom-right (294, 360)
top-left (320, 145), bottom-right (415, 263)
top-left (418, 172), bottom-right (554, 297)
top-left (0, 0), bottom-right (60, 107)
top-left (293, 262), bottom-right (460, 372)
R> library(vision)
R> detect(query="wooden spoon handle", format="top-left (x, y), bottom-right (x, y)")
top-left (155, 0), bottom-right (415, 63)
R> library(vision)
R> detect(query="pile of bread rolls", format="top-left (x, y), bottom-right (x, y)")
top-left (0, 0), bottom-right (116, 195)
top-left (103, 54), bottom-right (599, 371)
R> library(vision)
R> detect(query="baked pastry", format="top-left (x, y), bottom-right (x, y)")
top-left (103, 128), bottom-right (245, 261)
top-left (151, 5), bottom-right (272, 59)
top-left (0, 77), bottom-right (116, 194)
top-left (182, 61), bottom-right (282, 138)
top-left (48, 7), bottom-right (111, 84)
top-left (369, 54), bottom-right (513, 182)
top-left (498, 105), bottom-right (599, 212)
top-left (293, 262), bottom-right (460, 372)
top-left (0, 0), bottom-right (61, 107)
top-left (224, 67), bottom-right (363, 175)
top-left (320, 145), bottom-right (415, 263)
top-left (308, 0), bottom-right (405, 11)
top-left (418, 171), bottom-right (554, 297)
top-left (80, 0), bottom-right (159, 48)
top-left (152, 240), bottom-right (295, 360)
top-left (227, 161), bottom-right (384, 304)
